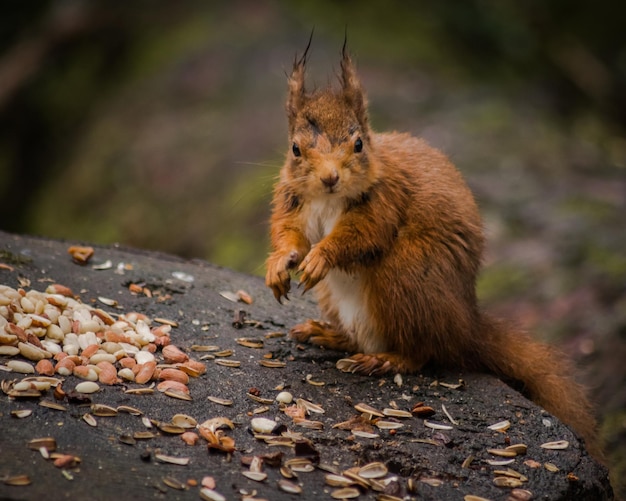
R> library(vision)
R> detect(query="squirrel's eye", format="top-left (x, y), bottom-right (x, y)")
top-left (354, 137), bottom-right (363, 153)
top-left (292, 143), bottom-right (301, 157)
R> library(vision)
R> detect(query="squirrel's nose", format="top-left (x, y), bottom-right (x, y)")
top-left (320, 171), bottom-right (339, 188)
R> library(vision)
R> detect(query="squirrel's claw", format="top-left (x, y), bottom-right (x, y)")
top-left (297, 247), bottom-right (330, 293)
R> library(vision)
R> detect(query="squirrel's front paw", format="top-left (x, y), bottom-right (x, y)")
top-left (298, 246), bottom-right (330, 293)
top-left (265, 250), bottom-right (300, 302)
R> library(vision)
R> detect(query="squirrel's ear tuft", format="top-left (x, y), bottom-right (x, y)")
top-left (340, 43), bottom-right (369, 131)
top-left (287, 31), bottom-right (314, 124)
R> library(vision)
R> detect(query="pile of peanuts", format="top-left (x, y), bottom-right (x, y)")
top-left (0, 284), bottom-right (205, 395)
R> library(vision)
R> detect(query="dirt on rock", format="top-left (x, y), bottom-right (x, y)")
top-left (0, 231), bottom-right (613, 500)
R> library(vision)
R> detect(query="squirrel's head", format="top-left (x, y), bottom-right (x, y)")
top-left (284, 40), bottom-right (377, 199)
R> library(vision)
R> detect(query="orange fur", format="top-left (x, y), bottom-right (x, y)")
top-left (265, 47), bottom-right (599, 456)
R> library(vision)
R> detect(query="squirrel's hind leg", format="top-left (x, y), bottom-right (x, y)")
top-left (338, 352), bottom-right (422, 376)
top-left (290, 319), bottom-right (358, 352)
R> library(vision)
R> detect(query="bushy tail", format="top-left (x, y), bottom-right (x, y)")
top-left (475, 314), bottom-right (601, 459)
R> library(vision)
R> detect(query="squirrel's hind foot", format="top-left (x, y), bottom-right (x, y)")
top-left (336, 353), bottom-right (421, 376)
top-left (290, 319), bottom-right (357, 352)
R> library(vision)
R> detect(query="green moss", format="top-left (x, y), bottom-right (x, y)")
top-left (477, 263), bottom-right (534, 303)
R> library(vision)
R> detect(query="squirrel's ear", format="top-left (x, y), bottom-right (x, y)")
top-left (286, 31), bottom-right (313, 124)
top-left (340, 44), bottom-right (369, 130)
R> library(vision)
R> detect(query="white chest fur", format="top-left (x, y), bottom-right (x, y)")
top-left (303, 198), bottom-right (386, 354)
top-left (304, 198), bottom-right (343, 244)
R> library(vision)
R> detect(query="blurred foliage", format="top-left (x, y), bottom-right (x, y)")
top-left (1, 0), bottom-right (625, 496)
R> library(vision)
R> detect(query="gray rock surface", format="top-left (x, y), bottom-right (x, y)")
top-left (0, 231), bottom-right (613, 500)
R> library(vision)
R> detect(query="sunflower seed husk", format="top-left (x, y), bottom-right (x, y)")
top-left (485, 459), bottom-right (516, 466)
top-left (325, 474), bottom-right (355, 488)
top-left (424, 420), bottom-right (453, 430)
top-left (125, 387), bottom-right (155, 395)
top-left (296, 398), bottom-right (325, 414)
top-left (285, 458), bottom-right (314, 472)
top-left (154, 318), bottom-right (178, 327)
top-left (278, 479), bottom-right (302, 494)
top-left (157, 422), bottom-right (186, 434)
top-left (382, 408), bottom-right (412, 418)
top-left (116, 405), bottom-right (143, 416)
top-left (191, 345), bottom-right (220, 352)
top-left (82, 413), bottom-right (97, 427)
top-left (488, 448), bottom-right (518, 458)
top-left (493, 476), bottom-right (524, 488)
top-left (11, 409), bottom-right (33, 419)
top-left (199, 488), bottom-right (226, 501)
top-left (540, 440), bottom-right (569, 450)
top-left (331, 487), bottom-right (360, 499)
top-left (91, 404), bottom-right (118, 417)
top-left (28, 437), bottom-right (57, 451)
top-left (118, 434), bottom-right (136, 446)
top-left (215, 359), bottom-right (241, 368)
top-left (242, 471), bottom-right (267, 482)
top-left (259, 359), bottom-right (286, 368)
top-left (164, 389), bottom-right (192, 401)
top-left (236, 338), bottom-right (264, 349)
top-left (493, 468), bottom-right (528, 482)
top-left (420, 478), bottom-right (444, 487)
top-left (3, 474), bottom-right (31, 486)
top-left (354, 402), bottom-right (383, 417)
top-left (464, 496), bottom-right (492, 501)
top-left (357, 461), bottom-right (388, 479)
top-left (214, 349), bottom-right (234, 357)
top-left (488, 420), bottom-right (511, 432)
top-left (506, 444), bottom-right (528, 455)
top-left (375, 420), bottom-right (404, 430)
top-left (352, 430), bottom-right (379, 439)
top-left (544, 462), bottom-right (560, 472)
top-left (294, 419), bottom-right (324, 430)
top-left (171, 414), bottom-right (197, 429)
top-left (247, 393), bottom-right (274, 405)
top-left (133, 431), bottom-right (156, 440)
top-left (39, 399), bottom-right (67, 411)
top-left (155, 453), bottom-right (190, 466)
top-left (162, 476), bottom-right (187, 490)
top-left (208, 396), bottom-right (233, 406)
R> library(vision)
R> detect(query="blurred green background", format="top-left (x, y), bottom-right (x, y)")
top-left (1, 0), bottom-right (625, 495)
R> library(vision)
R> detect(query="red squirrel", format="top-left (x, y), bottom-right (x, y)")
top-left (265, 42), bottom-right (599, 454)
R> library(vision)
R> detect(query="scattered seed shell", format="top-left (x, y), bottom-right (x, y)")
top-left (242, 471), bottom-right (268, 482)
top-left (154, 453), bottom-right (190, 466)
top-left (331, 487), bottom-right (361, 499)
top-left (215, 359), bottom-right (241, 368)
top-left (540, 440), bottom-right (569, 450)
top-left (424, 420), bottom-right (453, 430)
top-left (488, 448), bottom-right (518, 458)
top-left (199, 488), bottom-right (226, 501)
top-left (493, 476), bottom-right (524, 488)
top-left (357, 462), bottom-right (388, 479)
top-left (28, 437), bottom-right (57, 451)
top-left (91, 404), bottom-right (118, 417)
top-left (3, 474), bottom-right (31, 486)
top-left (82, 413), bottom-right (97, 427)
top-left (278, 479), bottom-right (302, 494)
top-left (11, 409), bottom-right (33, 419)
top-left (208, 396), bottom-right (233, 406)
top-left (382, 408), bottom-right (412, 418)
top-left (354, 402), bottom-right (383, 417)
top-left (488, 420), bottom-right (511, 432)
top-left (171, 414), bottom-right (197, 429)
top-left (259, 359), bottom-right (286, 368)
